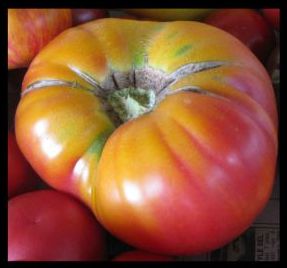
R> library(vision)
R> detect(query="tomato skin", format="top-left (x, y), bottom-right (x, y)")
top-left (71, 9), bottom-right (108, 26)
top-left (204, 9), bottom-right (275, 63)
top-left (15, 85), bottom-right (115, 206)
top-left (8, 131), bottom-right (39, 198)
top-left (8, 9), bottom-right (72, 69)
top-left (8, 190), bottom-right (107, 261)
top-left (93, 92), bottom-right (277, 255)
top-left (262, 9), bottom-right (280, 30)
top-left (15, 19), bottom-right (278, 256)
top-left (112, 250), bottom-right (174, 261)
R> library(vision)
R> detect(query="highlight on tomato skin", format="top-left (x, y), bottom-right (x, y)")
top-left (15, 18), bottom-right (278, 257)
top-left (112, 250), bottom-right (175, 261)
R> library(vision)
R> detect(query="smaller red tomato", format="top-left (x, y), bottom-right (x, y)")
top-left (8, 190), bottom-right (107, 261)
top-left (8, 131), bottom-right (39, 198)
top-left (262, 9), bottom-right (280, 30)
top-left (71, 9), bottom-right (108, 25)
top-left (112, 250), bottom-right (174, 262)
top-left (204, 9), bottom-right (275, 63)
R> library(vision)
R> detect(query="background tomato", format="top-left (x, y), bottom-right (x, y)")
top-left (112, 250), bottom-right (174, 261)
top-left (8, 190), bottom-right (107, 261)
top-left (71, 9), bottom-right (108, 26)
top-left (204, 9), bottom-right (275, 63)
top-left (8, 69), bottom-right (26, 130)
top-left (8, 9), bottom-right (72, 69)
top-left (124, 8), bottom-right (213, 21)
top-left (8, 131), bottom-right (39, 198)
top-left (262, 9), bottom-right (280, 30)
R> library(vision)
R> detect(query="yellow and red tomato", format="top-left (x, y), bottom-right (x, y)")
top-left (15, 19), bottom-right (278, 255)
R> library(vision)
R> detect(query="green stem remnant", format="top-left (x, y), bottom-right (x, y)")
top-left (107, 87), bottom-right (156, 122)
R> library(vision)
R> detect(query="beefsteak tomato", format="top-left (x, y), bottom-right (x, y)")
top-left (8, 9), bottom-right (72, 69)
top-left (15, 19), bottom-right (278, 255)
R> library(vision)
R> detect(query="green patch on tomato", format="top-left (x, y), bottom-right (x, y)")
top-left (87, 128), bottom-right (114, 158)
top-left (174, 44), bottom-right (193, 57)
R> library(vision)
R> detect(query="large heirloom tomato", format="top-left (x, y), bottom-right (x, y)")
top-left (15, 19), bottom-right (278, 256)
top-left (8, 9), bottom-right (72, 69)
